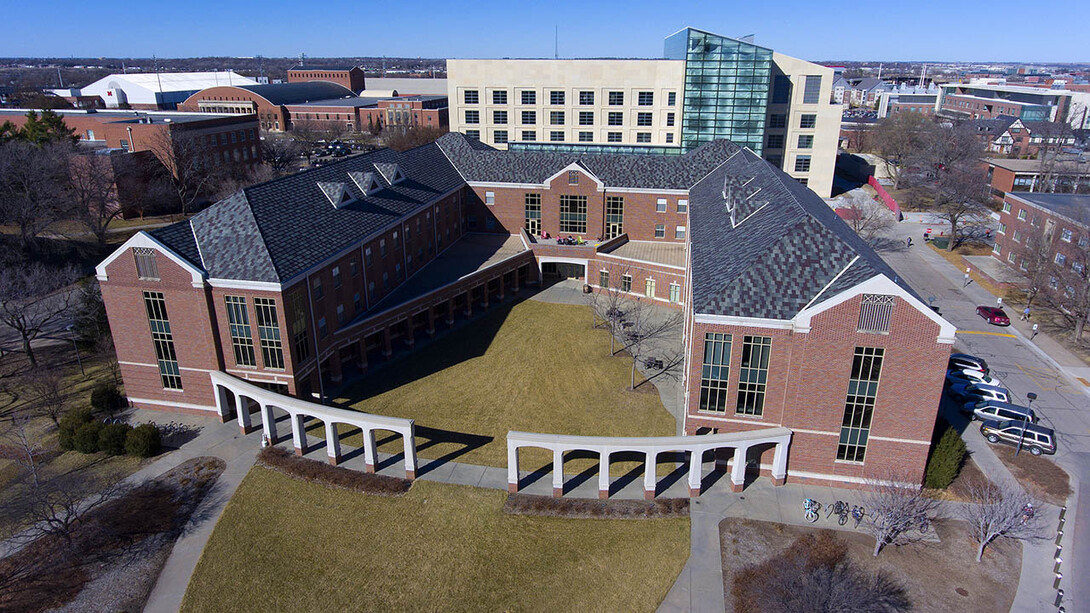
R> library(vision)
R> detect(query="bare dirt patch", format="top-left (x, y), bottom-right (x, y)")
top-left (720, 518), bottom-right (1020, 613)
top-left (991, 446), bottom-right (1072, 505)
top-left (257, 446), bottom-right (411, 496)
top-left (504, 494), bottom-right (688, 519)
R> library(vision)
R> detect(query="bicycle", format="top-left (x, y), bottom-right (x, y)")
top-left (916, 512), bottom-right (930, 534)
top-left (1020, 503), bottom-right (1035, 525)
top-left (850, 505), bottom-right (866, 528)
top-left (803, 498), bottom-right (822, 523)
top-left (827, 500), bottom-right (849, 525)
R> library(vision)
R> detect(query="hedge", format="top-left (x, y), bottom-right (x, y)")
top-left (924, 418), bottom-right (967, 489)
top-left (99, 423), bottom-right (133, 456)
top-left (58, 407), bottom-right (94, 451)
top-left (90, 382), bottom-right (123, 413)
top-left (125, 424), bottom-right (162, 458)
top-left (73, 421), bottom-right (104, 454)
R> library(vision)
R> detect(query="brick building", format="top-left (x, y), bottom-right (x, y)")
top-left (97, 133), bottom-right (953, 488)
top-left (991, 193), bottom-right (1090, 303)
top-left (287, 65), bottom-right (367, 94)
top-left (985, 157), bottom-right (1090, 198)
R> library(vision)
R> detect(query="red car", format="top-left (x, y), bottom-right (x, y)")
top-left (976, 306), bottom-right (1010, 326)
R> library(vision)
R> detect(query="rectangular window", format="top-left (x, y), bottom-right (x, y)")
top-left (637, 91), bottom-right (653, 106)
top-left (559, 195), bottom-right (588, 233)
top-left (579, 91), bottom-right (594, 105)
top-left (494, 130), bottom-right (508, 144)
top-left (364, 247), bottom-right (373, 267)
top-left (666, 133), bottom-right (674, 143)
top-left (768, 114), bottom-right (787, 128)
top-left (803, 76), bottom-right (822, 104)
top-left (353, 292), bottom-right (362, 313)
top-left (699, 332), bottom-right (732, 413)
top-left (332, 266), bottom-right (341, 288)
top-left (666, 112), bottom-right (675, 127)
top-left (349, 259), bottom-right (358, 277)
top-left (318, 317), bottom-right (328, 338)
top-left (521, 90), bottom-right (536, 105)
top-left (637, 112), bottom-right (652, 126)
top-left (599, 270), bottom-right (609, 288)
top-left (336, 304), bottom-right (345, 326)
top-left (312, 276), bottom-right (324, 299)
top-left (465, 129), bottom-right (480, 140)
top-left (857, 294), bottom-right (895, 333)
top-left (621, 274), bottom-right (632, 292)
top-left (794, 155), bottom-right (812, 172)
top-left (772, 75), bottom-right (791, 104)
top-left (656, 198), bottom-right (667, 213)
top-left (464, 90), bottom-right (479, 104)
top-left (550, 131), bottom-right (564, 141)
top-left (993, 243), bottom-right (1002, 255)
top-left (1017, 209), bottom-right (1027, 221)
top-left (655, 224), bottom-right (665, 238)
top-left (800, 114), bottom-right (817, 129)
top-left (254, 298), bottom-right (284, 370)
top-left (579, 111), bottom-right (594, 126)
top-left (667, 92), bottom-right (676, 106)
top-left (608, 91), bottom-right (624, 105)
top-left (521, 130), bottom-right (536, 141)
top-left (550, 90), bottom-right (565, 105)
top-left (837, 347), bottom-right (884, 463)
top-left (998, 222), bottom-right (1006, 235)
top-left (608, 112), bottom-right (623, 126)
top-left (568, 170), bottom-right (579, 185)
top-left (736, 336), bottom-right (771, 416)
top-left (607, 132), bottom-right (622, 142)
top-left (669, 282), bottom-right (681, 303)
top-left (1055, 253), bottom-right (1066, 266)
top-left (636, 132), bottom-right (651, 143)
top-left (485, 191), bottom-right (495, 205)
top-left (133, 248), bottom-right (159, 280)
top-left (493, 110), bottom-right (508, 124)
top-left (225, 296), bottom-right (256, 367)
top-left (525, 193), bottom-right (541, 234)
top-left (550, 111), bottom-right (565, 125)
top-left (578, 131), bottom-right (593, 142)
top-left (288, 291), bottom-right (309, 363)
top-left (1062, 228), bottom-right (1073, 242)
top-left (677, 199), bottom-right (688, 213)
top-left (645, 277), bottom-right (655, 298)
top-left (465, 110), bottom-right (479, 124)
top-left (767, 134), bottom-right (785, 149)
top-left (521, 110), bottom-right (536, 125)
top-left (1002, 202), bottom-right (1011, 213)
top-left (605, 196), bottom-right (624, 238)
top-left (798, 134), bottom-right (814, 149)
top-left (492, 90), bottom-right (507, 105)
top-left (143, 291), bottom-right (182, 390)
top-left (675, 226), bottom-right (686, 239)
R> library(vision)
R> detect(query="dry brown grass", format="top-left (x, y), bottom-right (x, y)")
top-left (991, 445), bottom-right (1072, 505)
top-left (256, 446), bottom-right (410, 496)
top-left (926, 241), bottom-right (1013, 299)
top-left (504, 494), bottom-right (688, 519)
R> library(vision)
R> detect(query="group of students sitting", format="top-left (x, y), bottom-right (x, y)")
top-left (540, 230), bottom-right (587, 246)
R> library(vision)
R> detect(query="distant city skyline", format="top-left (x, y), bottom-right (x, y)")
top-left (2, 0), bottom-right (1087, 63)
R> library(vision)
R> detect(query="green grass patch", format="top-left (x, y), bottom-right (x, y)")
top-left (182, 466), bottom-right (689, 612)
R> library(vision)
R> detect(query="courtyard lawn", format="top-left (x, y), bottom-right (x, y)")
top-left (181, 466), bottom-right (689, 613)
top-left (310, 299), bottom-right (677, 469)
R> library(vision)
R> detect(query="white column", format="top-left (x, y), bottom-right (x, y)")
top-left (213, 385), bottom-right (229, 420)
top-left (291, 413), bottom-right (308, 455)
top-left (402, 425), bottom-right (417, 479)
top-left (598, 450), bottom-right (611, 499)
top-left (643, 451), bottom-right (657, 500)
top-left (730, 446), bottom-right (748, 491)
top-left (687, 448), bottom-right (703, 496)
top-left (325, 421), bottom-right (341, 465)
top-left (507, 444), bottom-right (520, 493)
top-left (261, 403), bottom-right (277, 442)
top-left (552, 448), bottom-right (564, 497)
top-left (237, 394), bottom-right (252, 432)
top-left (771, 436), bottom-right (790, 484)
top-left (362, 427), bottom-right (377, 473)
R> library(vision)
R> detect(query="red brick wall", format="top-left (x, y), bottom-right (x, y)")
top-left (587, 257), bottom-right (685, 305)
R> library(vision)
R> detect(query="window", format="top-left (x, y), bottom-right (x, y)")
top-left (1055, 253), bottom-right (1067, 266)
top-left (858, 294), bottom-right (895, 333)
top-left (645, 277), bottom-right (655, 298)
top-left (579, 111), bottom-right (594, 125)
top-left (332, 266), bottom-right (341, 288)
top-left (637, 112), bottom-right (652, 126)
top-left (608, 112), bottom-right (623, 126)
top-left (143, 291), bottom-right (182, 390)
top-left (466, 129), bottom-right (480, 140)
top-left (353, 292), bottom-right (362, 312)
top-left (494, 130), bottom-right (508, 144)
top-left (521, 90), bottom-right (536, 105)
top-left (800, 114), bottom-right (817, 129)
top-left (368, 281), bottom-right (375, 301)
top-left (318, 317), bottom-right (328, 338)
top-left (559, 195), bottom-right (587, 233)
top-left (655, 224), bottom-right (665, 238)
top-left (579, 91), bottom-right (594, 105)
top-left (1049, 275), bottom-right (1058, 289)
top-left (607, 132), bottom-right (622, 142)
top-left (568, 170), bottom-right (579, 185)
top-left (605, 196), bottom-right (624, 238)
top-left (1002, 201), bottom-right (1012, 213)
top-left (599, 270), bottom-right (609, 288)
top-left (837, 347), bottom-right (884, 463)
top-left (768, 114), bottom-right (787, 128)
top-left (993, 243), bottom-right (1001, 255)
top-left (1017, 209), bottom-right (1027, 221)
top-left (288, 291), bottom-right (309, 363)
top-left (464, 90), bottom-right (478, 104)
top-left (312, 276), bottom-right (324, 300)
top-left (492, 90), bottom-right (507, 105)
top-left (699, 332), bottom-right (732, 413)
top-left (669, 282), bottom-right (681, 303)
top-left (254, 298), bottom-right (284, 369)
top-left (465, 110), bottom-right (479, 124)
top-left (485, 191), bottom-right (495, 205)
top-left (364, 247), bottom-right (373, 267)
top-left (797, 135), bottom-right (814, 149)
top-left (675, 226), bottom-right (686, 239)
top-left (336, 304), bottom-right (345, 326)
top-left (608, 91), bottom-right (624, 105)
top-left (493, 110), bottom-right (508, 124)
top-left (349, 259), bottom-right (358, 277)
top-left (677, 199), bottom-right (688, 213)
top-left (794, 155), bottom-right (812, 172)
top-left (1081, 236), bottom-right (1090, 248)
top-left (225, 296), bottom-right (256, 367)
top-left (666, 133), bottom-right (674, 143)
top-left (521, 110), bottom-right (536, 125)
top-left (1062, 228), bottom-right (1073, 242)
top-left (1012, 230), bottom-right (1021, 243)
top-left (521, 130), bottom-right (536, 141)
top-left (133, 248), bottom-right (159, 280)
top-left (1009, 252), bottom-right (1017, 264)
top-left (637, 91), bottom-right (653, 106)
top-left (737, 336), bottom-right (771, 416)
top-left (550, 111), bottom-right (565, 125)
top-left (767, 134), bottom-right (784, 149)
top-left (550, 131), bottom-right (564, 141)
top-left (772, 75), bottom-right (791, 104)
top-left (550, 90), bottom-right (565, 105)
top-left (656, 198), bottom-right (667, 213)
top-left (636, 132), bottom-right (651, 143)
top-left (525, 193), bottom-right (541, 233)
top-left (578, 131), bottom-right (593, 142)
top-left (621, 274), bottom-right (632, 292)
top-left (666, 112), bottom-right (675, 127)
top-left (667, 92), bottom-right (676, 106)
top-left (998, 222), bottom-right (1006, 235)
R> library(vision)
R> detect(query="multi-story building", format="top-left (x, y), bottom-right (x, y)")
top-left (985, 157), bottom-right (1090, 198)
top-left (938, 82), bottom-right (1090, 128)
top-left (876, 86), bottom-right (939, 118)
top-left (287, 65), bottom-right (367, 94)
top-left (447, 27), bottom-right (841, 197)
top-left (991, 193), bottom-right (1090, 302)
top-left (49, 71), bottom-right (258, 110)
top-left (97, 132), bottom-right (952, 488)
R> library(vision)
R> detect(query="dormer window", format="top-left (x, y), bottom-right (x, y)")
top-left (348, 171), bottom-right (381, 196)
top-left (318, 182), bottom-right (353, 208)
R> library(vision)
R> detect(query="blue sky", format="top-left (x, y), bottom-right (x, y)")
top-left (3, 0), bottom-right (1087, 62)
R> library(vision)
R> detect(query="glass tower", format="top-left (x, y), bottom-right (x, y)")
top-left (665, 28), bottom-right (773, 154)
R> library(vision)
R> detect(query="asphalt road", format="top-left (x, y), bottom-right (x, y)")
top-left (875, 219), bottom-right (1089, 612)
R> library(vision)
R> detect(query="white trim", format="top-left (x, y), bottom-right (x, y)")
top-left (799, 255), bottom-right (860, 315)
top-left (120, 360), bottom-right (215, 374)
top-left (207, 278), bottom-right (284, 291)
top-left (693, 313), bottom-right (795, 330)
top-left (606, 187), bottom-right (689, 196)
top-left (791, 427), bottom-right (929, 447)
top-left (787, 469), bottom-right (916, 488)
top-left (689, 413), bottom-right (777, 428)
top-left (791, 427), bottom-right (839, 437)
top-left (543, 162), bottom-right (605, 192)
top-left (596, 250), bottom-right (686, 271)
top-left (467, 181), bottom-right (542, 190)
top-left (128, 397), bottom-right (217, 412)
top-left (96, 231), bottom-right (206, 288)
top-left (733, 202), bottom-right (769, 227)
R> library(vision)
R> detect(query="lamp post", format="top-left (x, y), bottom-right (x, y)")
top-left (1017, 392), bottom-right (1037, 456)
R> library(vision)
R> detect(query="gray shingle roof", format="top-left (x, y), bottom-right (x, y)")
top-left (237, 82), bottom-right (356, 105)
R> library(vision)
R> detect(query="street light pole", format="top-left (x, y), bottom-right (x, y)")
top-left (1017, 392), bottom-right (1037, 456)
top-left (65, 325), bottom-right (84, 376)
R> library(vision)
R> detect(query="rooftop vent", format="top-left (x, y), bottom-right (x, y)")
top-left (318, 181), bottom-right (353, 208)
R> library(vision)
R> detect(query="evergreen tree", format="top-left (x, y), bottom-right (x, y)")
top-left (19, 110), bottom-right (78, 146)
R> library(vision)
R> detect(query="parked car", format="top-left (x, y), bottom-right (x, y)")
top-left (979, 419), bottom-right (1056, 455)
top-left (949, 353), bottom-right (988, 373)
top-left (976, 306), bottom-right (1010, 326)
top-left (946, 369), bottom-right (1002, 388)
top-left (950, 381), bottom-right (1010, 403)
top-left (963, 400), bottom-right (1038, 424)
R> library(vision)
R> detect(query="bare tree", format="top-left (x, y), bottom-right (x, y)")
top-left (620, 300), bottom-right (683, 390)
top-left (860, 473), bottom-right (941, 557)
top-left (0, 263), bottom-right (79, 367)
top-left (0, 141), bottom-right (72, 252)
top-left (873, 112), bottom-right (933, 190)
top-left (261, 132), bottom-right (303, 174)
top-left (22, 366), bottom-right (67, 426)
top-left (931, 166), bottom-right (993, 251)
top-left (381, 126), bottom-right (448, 152)
top-left (210, 164), bottom-right (278, 201)
top-left (147, 126), bottom-right (221, 216)
top-left (66, 153), bottom-right (123, 244)
top-left (1036, 106), bottom-right (1083, 193)
top-left (587, 270), bottom-right (634, 356)
top-left (290, 119), bottom-right (349, 160)
top-left (840, 190), bottom-right (896, 244)
top-left (961, 480), bottom-right (1042, 562)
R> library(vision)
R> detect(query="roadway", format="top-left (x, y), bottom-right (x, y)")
top-left (875, 218), bottom-right (1089, 612)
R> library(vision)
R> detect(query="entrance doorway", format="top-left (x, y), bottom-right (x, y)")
top-left (541, 262), bottom-right (585, 280)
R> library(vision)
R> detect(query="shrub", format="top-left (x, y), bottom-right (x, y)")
top-left (125, 424), bottom-right (162, 458)
top-left (58, 407), bottom-right (94, 451)
top-left (73, 421), bottom-right (103, 454)
top-left (256, 446), bottom-right (411, 496)
top-left (925, 419), bottom-right (967, 489)
top-left (98, 423), bottom-right (133, 456)
top-left (90, 382), bottom-right (123, 413)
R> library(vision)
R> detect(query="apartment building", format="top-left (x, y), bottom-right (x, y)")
top-left (937, 82), bottom-right (1090, 128)
top-left (447, 27), bottom-right (841, 196)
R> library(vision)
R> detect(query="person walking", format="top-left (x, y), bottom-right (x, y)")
top-left (1021, 306), bottom-right (1031, 321)
top-left (906, 236), bottom-right (913, 247)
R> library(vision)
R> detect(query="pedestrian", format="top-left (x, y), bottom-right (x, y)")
top-left (906, 236), bottom-right (913, 247)
top-left (1032, 323), bottom-right (1039, 340)
top-left (1021, 306), bottom-right (1030, 321)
